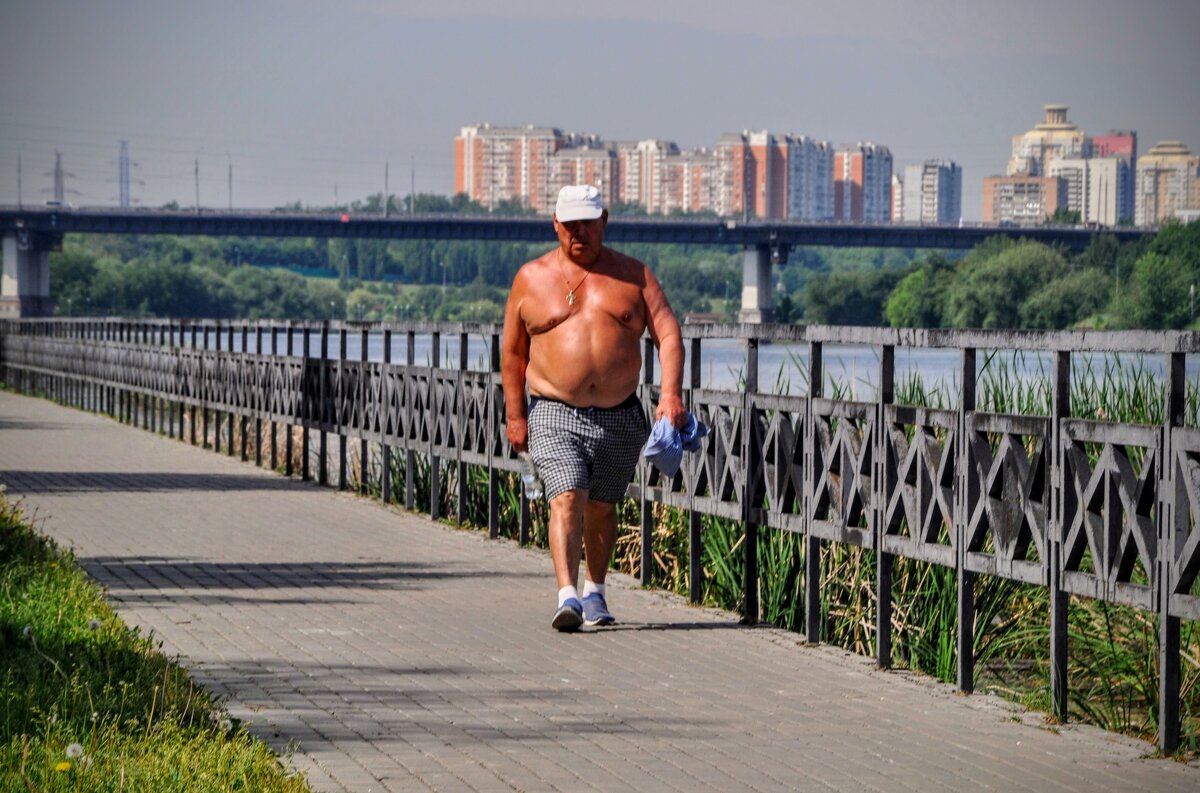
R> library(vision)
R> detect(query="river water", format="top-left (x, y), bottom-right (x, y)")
top-left (172, 329), bottom-right (1200, 401)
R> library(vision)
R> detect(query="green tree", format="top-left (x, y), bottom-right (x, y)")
top-left (942, 241), bottom-right (1066, 329)
top-left (1121, 252), bottom-right (1191, 328)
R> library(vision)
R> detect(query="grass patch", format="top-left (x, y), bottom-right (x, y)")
top-left (0, 488), bottom-right (311, 792)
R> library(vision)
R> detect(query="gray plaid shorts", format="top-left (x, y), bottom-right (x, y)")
top-left (527, 394), bottom-right (648, 503)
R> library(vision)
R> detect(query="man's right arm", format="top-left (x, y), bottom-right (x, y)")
top-left (501, 272), bottom-right (532, 452)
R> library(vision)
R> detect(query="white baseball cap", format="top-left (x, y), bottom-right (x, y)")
top-left (555, 185), bottom-right (604, 222)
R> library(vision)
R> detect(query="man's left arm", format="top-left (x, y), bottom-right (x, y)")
top-left (642, 267), bottom-right (687, 428)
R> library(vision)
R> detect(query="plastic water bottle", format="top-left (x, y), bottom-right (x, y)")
top-left (519, 452), bottom-right (544, 499)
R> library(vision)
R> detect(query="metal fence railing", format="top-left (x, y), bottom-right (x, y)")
top-left (3, 317), bottom-right (1198, 752)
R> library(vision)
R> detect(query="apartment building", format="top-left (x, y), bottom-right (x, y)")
top-left (1048, 157), bottom-right (1124, 226)
top-left (455, 124), bottom-right (567, 212)
top-left (549, 146), bottom-right (619, 209)
top-left (713, 131), bottom-right (790, 220)
top-left (1135, 140), bottom-right (1200, 225)
top-left (835, 143), bottom-right (893, 222)
top-left (901, 160), bottom-right (963, 224)
top-left (1092, 131), bottom-right (1137, 223)
top-left (785, 136), bottom-right (834, 220)
top-left (982, 175), bottom-right (1065, 225)
top-left (1008, 105), bottom-right (1090, 176)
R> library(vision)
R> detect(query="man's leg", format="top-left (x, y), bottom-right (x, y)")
top-left (583, 499), bottom-right (618, 585)
top-left (548, 489), bottom-right (587, 588)
top-left (581, 499), bottom-right (619, 626)
top-left (548, 488), bottom-right (588, 630)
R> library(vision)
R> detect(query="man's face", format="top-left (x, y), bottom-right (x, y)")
top-left (554, 211), bottom-right (607, 265)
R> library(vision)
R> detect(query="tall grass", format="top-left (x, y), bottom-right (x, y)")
top-left (0, 489), bottom-right (310, 792)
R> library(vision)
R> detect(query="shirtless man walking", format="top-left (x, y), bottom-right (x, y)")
top-left (502, 184), bottom-right (686, 631)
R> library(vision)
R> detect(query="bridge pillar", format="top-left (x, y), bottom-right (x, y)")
top-left (738, 243), bottom-right (787, 324)
top-left (1, 229), bottom-right (59, 318)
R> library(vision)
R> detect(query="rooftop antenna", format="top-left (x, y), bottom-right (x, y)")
top-left (17, 151), bottom-right (22, 209)
top-left (384, 161), bottom-right (390, 217)
top-left (194, 158), bottom-right (201, 214)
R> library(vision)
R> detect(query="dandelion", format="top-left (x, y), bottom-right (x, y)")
top-left (66, 743), bottom-right (84, 759)
top-left (55, 761), bottom-right (71, 772)
top-left (91, 712), bottom-right (99, 722)
top-left (79, 755), bottom-right (93, 771)
top-left (87, 619), bottom-right (101, 631)
top-left (218, 718), bottom-right (232, 733)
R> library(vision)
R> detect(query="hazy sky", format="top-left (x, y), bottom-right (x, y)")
top-left (2, 0), bottom-right (1198, 220)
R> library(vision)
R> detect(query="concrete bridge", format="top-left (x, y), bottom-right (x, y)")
top-left (2, 317), bottom-right (1199, 791)
top-left (0, 206), bottom-right (1153, 321)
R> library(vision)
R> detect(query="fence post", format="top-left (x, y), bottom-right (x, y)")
top-left (688, 336), bottom-right (703, 604)
top-left (302, 326), bottom-right (312, 481)
top-left (456, 330), bottom-right (469, 525)
top-left (382, 328), bottom-right (393, 504)
top-left (805, 339), bottom-right (823, 644)
top-left (406, 329), bottom-right (416, 510)
top-left (742, 334), bottom-right (760, 625)
top-left (957, 346), bottom-right (977, 693)
top-left (360, 327), bottom-right (369, 496)
top-left (1050, 350), bottom-right (1071, 723)
top-left (430, 329), bottom-right (442, 521)
top-left (318, 323), bottom-right (329, 485)
top-left (338, 326), bottom-right (348, 491)
top-left (641, 335), bottom-right (656, 587)
top-left (1159, 351), bottom-right (1184, 754)
top-left (488, 329), bottom-right (501, 539)
top-left (876, 343), bottom-right (895, 669)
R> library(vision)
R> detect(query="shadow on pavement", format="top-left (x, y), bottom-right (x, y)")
top-left (1, 470), bottom-right (311, 494)
top-left (80, 556), bottom-right (543, 592)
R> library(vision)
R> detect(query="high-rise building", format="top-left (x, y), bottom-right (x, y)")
top-left (1093, 131), bottom-right (1137, 223)
top-left (835, 143), bottom-right (892, 222)
top-left (785, 136), bottom-right (834, 221)
top-left (550, 146), bottom-right (619, 208)
top-left (659, 149), bottom-right (719, 215)
top-left (892, 173), bottom-right (904, 222)
top-left (455, 124), bottom-right (566, 212)
top-left (715, 131), bottom-right (790, 219)
top-left (1135, 141), bottom-right (1200, 226)
top-left (1048, 157), bottom-right (1124, 226)
top-left (1008, 105), bottom-right (1090, 177)
top-left (902, 161), bottom-right (963, 224)
top-left (982, 175), bottom-right (1065, 225)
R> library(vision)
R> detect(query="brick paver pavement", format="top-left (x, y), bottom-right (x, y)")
top-left (1, 389), bottom-right (1197, 792)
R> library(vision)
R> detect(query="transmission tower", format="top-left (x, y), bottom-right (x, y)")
top-left (43, 151), bottom-right (79, 205)
top-left (119, 141), bottom-right (130, 207)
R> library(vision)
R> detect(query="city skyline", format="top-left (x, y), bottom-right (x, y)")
top-left (1, 1), bottom-right (1198, 220)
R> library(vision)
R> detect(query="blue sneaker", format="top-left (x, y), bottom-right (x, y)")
top-left (582, 592), bottom-right (616, 626)
top-left (552, 598), bottom-right (583, 632)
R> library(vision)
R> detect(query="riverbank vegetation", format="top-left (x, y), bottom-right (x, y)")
top-left (0, 490), bottom-right (310, 792)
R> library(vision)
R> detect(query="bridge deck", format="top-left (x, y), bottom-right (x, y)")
top-left (1, 390), bottom-right (1195, 793)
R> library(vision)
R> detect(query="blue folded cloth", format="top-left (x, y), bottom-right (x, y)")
top-left (643, 413), bottom-right (709, 476)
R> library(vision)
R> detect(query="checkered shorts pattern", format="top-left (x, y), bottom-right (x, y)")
top-left (527, 395), bottom-right (648, 503)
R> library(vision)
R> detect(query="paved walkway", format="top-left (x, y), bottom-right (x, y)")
top-left (1, 390), bottom-right (1196, 793)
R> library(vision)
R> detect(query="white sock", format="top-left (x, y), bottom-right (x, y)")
top-left (582, 580), bottom-right (605, 598)
top-left (558, 585), bottom-right (579, 607)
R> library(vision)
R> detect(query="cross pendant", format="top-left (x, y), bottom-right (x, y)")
top-left (567, 291), bottom-right (576, 306)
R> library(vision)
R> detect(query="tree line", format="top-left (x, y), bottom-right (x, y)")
top-left (48, 191), bottom-right (1200, 330)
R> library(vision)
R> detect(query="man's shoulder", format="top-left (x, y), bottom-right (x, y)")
top-left (602, 247), bottom-right (650, 274)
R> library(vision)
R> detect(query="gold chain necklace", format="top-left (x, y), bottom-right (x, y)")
top-left (555, 254), bottom-right (592, 306)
